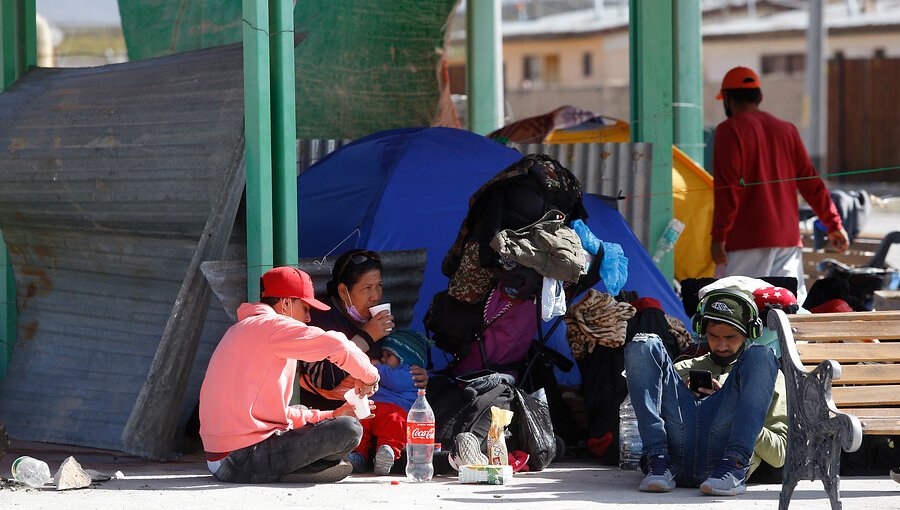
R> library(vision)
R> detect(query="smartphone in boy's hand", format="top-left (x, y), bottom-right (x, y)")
top-left (689, 369), bottom-right (713, 394)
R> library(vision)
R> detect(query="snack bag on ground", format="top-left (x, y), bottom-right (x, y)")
top-left (487, 406), bottom-right (514, 465)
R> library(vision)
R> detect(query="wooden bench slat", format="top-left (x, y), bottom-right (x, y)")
top-left (791, 320), bottom-right (900, 342)
top-left (806, 364), bottom-right (900, 384)
top-left (788, 311), bottom-right (900, 322)
top-left (795, 343), bottom-right (900, 363)
top-left (839, 407), bottom-right (900, 417)
top-left (838, 408), bottom-right (900, 432)
top-left (831, 385), bottom-right (900, 406)
top-left (855, 418), bottom-right (900, 435)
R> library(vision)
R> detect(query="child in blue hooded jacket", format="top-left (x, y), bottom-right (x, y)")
top-left (347, 329), bottom-right (430, 475)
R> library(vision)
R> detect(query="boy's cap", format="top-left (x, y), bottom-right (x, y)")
top-left (701, 289), bottom-right (758, 336)
top-left (380, 329), bottom-right (430, 367)
top-left (716, 66), bottom-right (761, 99)
top-left (261, 266), bottom-right (330, 311)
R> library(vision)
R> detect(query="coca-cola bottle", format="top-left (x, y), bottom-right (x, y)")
top-left (406, 388), bottom-right (435, 482)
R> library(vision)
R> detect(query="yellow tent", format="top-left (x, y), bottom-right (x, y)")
top-left (672, 147), bottom-right (715, 279)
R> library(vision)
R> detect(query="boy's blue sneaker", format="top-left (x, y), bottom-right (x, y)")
top-left (347, 451), bottom-right (367, 473)
top-left (373, 444), bottom-right (395, 476)
top-left (700, 457), bottom-right (750, 496)
top-left (638, 454), bottom-right (676, 493)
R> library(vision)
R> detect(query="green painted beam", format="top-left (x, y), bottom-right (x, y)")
top-left (243, 0), bottom-right (274, 300)
top-left (21, 0), bottom-right (35, 70)
top-left (269, 0), bottom-right (297, 267)
top-left (0, 229), bottom-right (15, 380)
top-left (1, 0), bottom-right (17, 89)
top-left (1, 0), bottom-right (33, 378)
top-left (1, 0), bottom-right (35, 89)
top-left (674, 0), bottom-right (703, 167)
top-left (466, 0), bottom-right (502, 135)
top-left (629, 0), bottom-right (674, 279)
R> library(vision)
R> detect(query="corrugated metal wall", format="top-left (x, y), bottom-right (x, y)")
top-left (299, 140), bottom-right (654, 248)
top-left (0, 44), bottom-right (245, 450)
top-left (509, 142), bottom-right (654, 249)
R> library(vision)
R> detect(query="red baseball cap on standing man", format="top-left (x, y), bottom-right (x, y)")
top-left (716, 66), bottom-right (762, 99)
top-left (260, 266), bottom-right (330, 311)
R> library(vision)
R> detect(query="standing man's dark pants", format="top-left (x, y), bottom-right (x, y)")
top-left (214, 416), bottom-right (362, 483)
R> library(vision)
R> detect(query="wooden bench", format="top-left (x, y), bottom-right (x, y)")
top-left (769, 309), bottom-right (900, 510)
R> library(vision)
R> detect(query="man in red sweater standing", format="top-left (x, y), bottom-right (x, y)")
top-left (199, 266), bottom-right (380, 483)
top-left (711, 66), bottom-right (849, 303)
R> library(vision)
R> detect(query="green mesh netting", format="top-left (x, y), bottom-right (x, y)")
top-left (118, 1), bottom-right (243, 60)
top-left (117, 0), bottom-right (459, 139)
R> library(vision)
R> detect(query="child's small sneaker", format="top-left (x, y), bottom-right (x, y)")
top-left (373, 445), bottom-right (395, 476)
top-left (347, 451), bottom-right (367, 473)
top-left (638, 453), bottom-right (676, 493)
top-left (700, 457), bottom-right (750, 496)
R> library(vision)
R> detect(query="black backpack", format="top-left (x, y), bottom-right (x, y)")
top-left (423, 290), bottom-right (484, 360)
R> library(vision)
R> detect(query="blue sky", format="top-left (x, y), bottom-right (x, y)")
top-left (37, 0), bottom-right (121, 27)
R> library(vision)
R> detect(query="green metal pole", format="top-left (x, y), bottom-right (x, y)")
top-left (630, 0), bottom-right (674, 279)
top-left (1, 0), bottom-right (17, 89)
top-left (0, 0), bottom-right (34, 88)
top-left (243, 0), bottom-right (274, 300)
top-left (21, 0), bottom-right (35, 71)
top-left (674, 0), bottom-right (703, 167)
top-left (0, 229), bottom-right (14, 380)
top-left (1, 0), bottom-right (33, 378)
top-left (269, 0), bottom-right (298, 267)
top-left (466, 0), bottom-right (502, 135)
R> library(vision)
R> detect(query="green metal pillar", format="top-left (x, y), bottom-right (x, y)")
top-left (269, 0), bottom-right (298, 267)
top-left (0, 230), bottom-right (14, 379)
top-left (1, 0), bottom-right (35, 378)
top-left (466, 0), bottom-right (502, 135)
top-left (243, 0), bottom-right (274, 300)
top-left (1, 0), bottom-right (36, 89)
top-left (629, 0), bottom-right (674, 279)
top-left (673, 0), bottom-right (703, 167)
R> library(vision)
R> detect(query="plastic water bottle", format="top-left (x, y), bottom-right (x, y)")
top-left (11, 456), bottom-right (52, 488)
top-left (618, 396), bottom-right (643, 471)
top-left (406, 388), bottom-right (435, 482)
top-left (652, 219), bottom-right (685, 263)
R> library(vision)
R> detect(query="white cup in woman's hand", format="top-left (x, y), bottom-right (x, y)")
top-left (368, 303), bottom-right (391, 317)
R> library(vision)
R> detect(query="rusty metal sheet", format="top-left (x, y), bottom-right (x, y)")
top-left (0, 44), bottom-right (245, 451)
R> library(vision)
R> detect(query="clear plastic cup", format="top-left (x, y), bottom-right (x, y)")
top-left (343, 388), bottom-right (372, 419)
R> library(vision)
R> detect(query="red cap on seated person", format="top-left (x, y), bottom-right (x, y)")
top-left (260, 266), bottom-right (330, 311)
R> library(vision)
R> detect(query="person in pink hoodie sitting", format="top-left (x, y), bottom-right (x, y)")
top-left (199, 266), bottom-right (381, 483)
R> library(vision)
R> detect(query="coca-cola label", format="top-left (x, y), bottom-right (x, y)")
top-left (407, 422), bottom-right (435, 444)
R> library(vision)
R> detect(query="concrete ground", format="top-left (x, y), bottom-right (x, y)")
top-left (1, 441), bottom-right (897, 510)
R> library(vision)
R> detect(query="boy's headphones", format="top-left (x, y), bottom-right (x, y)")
top-left (691, 288), bottom-right (763, 339)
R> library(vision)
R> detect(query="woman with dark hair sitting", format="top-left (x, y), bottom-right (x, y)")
top-left (298, 249), bottom-right (428, 410)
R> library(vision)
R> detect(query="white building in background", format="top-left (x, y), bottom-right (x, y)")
top-left (447, 0), bottom-right (900, 127)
